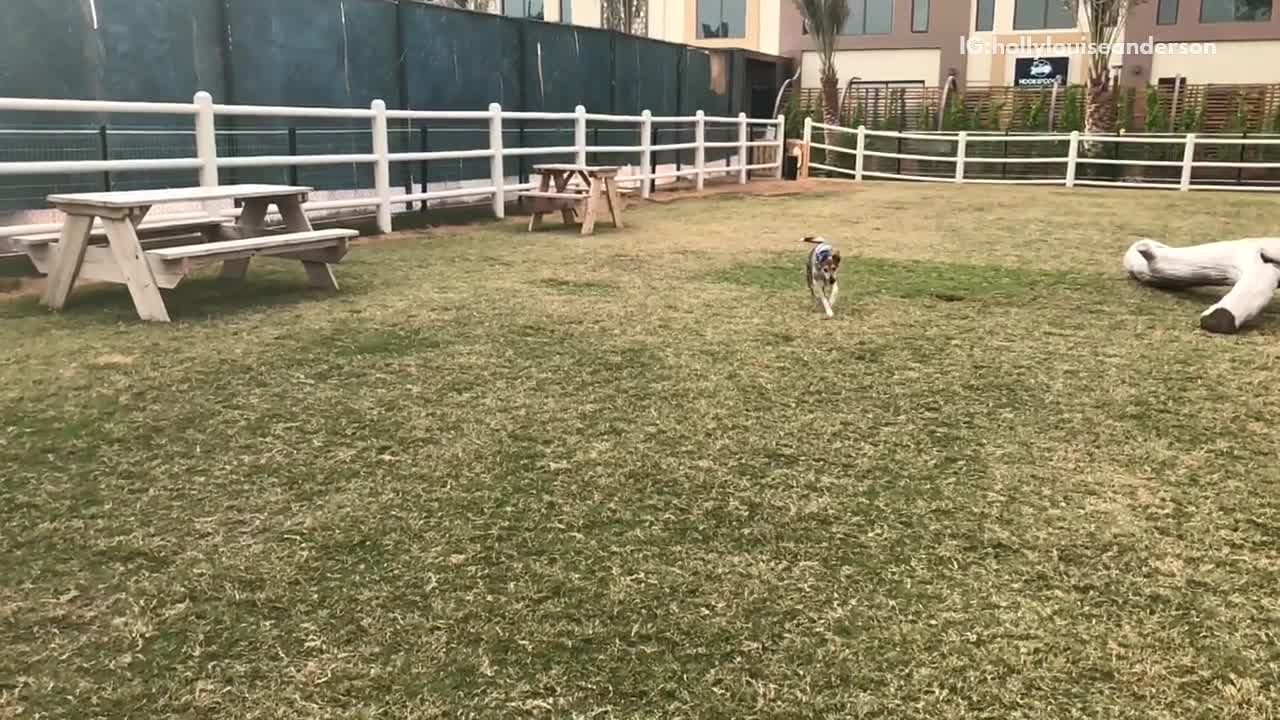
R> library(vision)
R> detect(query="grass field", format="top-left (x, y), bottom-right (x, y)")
top-left (2, 182), bottom-right (1279, 718)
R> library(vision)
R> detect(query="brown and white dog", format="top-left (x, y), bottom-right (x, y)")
top-left (803, 236), bottom-right (841, 317)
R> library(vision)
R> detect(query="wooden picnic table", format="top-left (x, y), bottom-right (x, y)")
top-left (522, 164), bottom-right (625, 235)
top-left (27, 184), bottom-right (356, 322)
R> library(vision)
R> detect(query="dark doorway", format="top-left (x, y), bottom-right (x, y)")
top-left (746, 58), bottom-right (777, 118)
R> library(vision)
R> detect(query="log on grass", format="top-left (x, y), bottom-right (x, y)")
top-left (1123, 238), bottom-right (1280, 334)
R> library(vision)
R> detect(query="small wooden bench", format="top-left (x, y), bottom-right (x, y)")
top-left (147, 229), bottom-right (358, 290)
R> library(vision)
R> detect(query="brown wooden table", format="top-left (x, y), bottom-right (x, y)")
top-left (521, 164), bottom-right (625, 235)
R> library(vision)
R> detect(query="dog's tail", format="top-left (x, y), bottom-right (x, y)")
top-left (802, 236), bottom-right (823, 244)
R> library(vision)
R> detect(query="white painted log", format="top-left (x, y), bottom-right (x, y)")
top-left (1123, 237), bottom-right (1280, 333)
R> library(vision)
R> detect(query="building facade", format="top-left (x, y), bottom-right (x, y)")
top-left (472, 0), bottom-right (1280, 88)
top-left (1126, 0), bottom-right (1280, 85)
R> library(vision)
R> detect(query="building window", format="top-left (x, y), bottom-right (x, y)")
top-left (504, 0), bottom-right (544, 19)
top-left (912, 0), bottom-right (929, 31)
top-left (1200, 0), bottom-right (1272, 21)
top-left (697, 0), bottom-right (746, 38)
top-left (975, 0), bottom-right (996, 30)
top-left (1012, 0), bottom-right (1076, 29)
top-left (843, 0), bottom-right (893, 35)
top-left (1157, 0), bottom-right (1180, 23)
top-left (561, 0), bottom-right (571, 23)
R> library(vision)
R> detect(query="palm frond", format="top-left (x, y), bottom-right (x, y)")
top-left (791, 0), bottom-right (850, 78)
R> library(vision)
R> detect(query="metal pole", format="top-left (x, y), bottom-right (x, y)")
top-left (1238, 131), bottom-right (1247, 186)
top-left (287, 127), bottom-right (300, 187)
top-left (1002, 130), bottom-right (1009, 180)
top-left (98, 125), bottom-right (111, 192)
top-left (419, 125), bottom-right (429, 212)
top-left (1112, 130), bottom-right (1122, 182)
top-left (1049, 82), bottom-right (1059, 132)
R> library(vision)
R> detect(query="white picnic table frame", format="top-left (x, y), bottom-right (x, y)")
top-left (38, 184), bottom-right (341, 322)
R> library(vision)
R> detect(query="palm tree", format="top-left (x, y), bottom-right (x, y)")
top-left (1071, 0), bottom-right (1145, 140)
top-left (602, 0), bottom-right (648, 35)
top-left (792, 0), bottom-right (850, 141)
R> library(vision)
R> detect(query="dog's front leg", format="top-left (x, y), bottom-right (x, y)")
top-left (811, 288), bottom-right (829, 315)
top-left (817, 290), bottom-right (833, 318)
top-left (827, 282), bottom-right (839, 312)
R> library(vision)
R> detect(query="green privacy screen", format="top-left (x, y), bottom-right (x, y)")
top-left (0, 0), bottom-right (754, 210)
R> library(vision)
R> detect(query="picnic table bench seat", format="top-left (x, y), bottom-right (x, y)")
top-left (148, 228), bottom-right (355, 263)
top-left (518, 190), bottom-right (588, 200)
top-left (15, 215), bottom-right (231, 247)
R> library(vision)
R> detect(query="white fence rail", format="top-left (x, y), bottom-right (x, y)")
top-left (803, 119), bottom-right (1280, 193)
top-left (0, 92), bottom-right (786, 239)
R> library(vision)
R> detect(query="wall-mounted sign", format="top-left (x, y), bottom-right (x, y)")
top-left (1014, 57), bottom-right (1068, 87)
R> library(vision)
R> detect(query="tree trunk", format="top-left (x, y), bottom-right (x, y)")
top-left (820, 75), bottom-right (840, 148)
top-left (1124, 238), bottom-right (1280, 333)
top-left (1082, 63), bottom-right (1114, 157)
top-left (1085, 84), bottom-right (1114, 135)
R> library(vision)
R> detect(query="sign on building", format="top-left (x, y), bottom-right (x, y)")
top-left (1014, 57), bottom-right (1068, 87)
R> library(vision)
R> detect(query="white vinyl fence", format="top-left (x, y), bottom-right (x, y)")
top-left (0, 92), bottom-right (786, 240)
top-left (804, 118), bottom-right (1280, 192)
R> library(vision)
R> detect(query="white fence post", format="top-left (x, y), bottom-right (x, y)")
top-left (854, 125), bottom-right (866, 182)
top-left (695, 110), bottom-right (706, 190)
top-left (801, 116), bottom-right (813, 179)
top-left (737, 112), bottom-right (748, 184)
top-left (954, 131), bottom-right (968, 184)
top-left (574, 105), bottom-right (587, 167)
top-left (774, 114), bottom-right (786, 179)
top-left (640, 109), bottom-right (653, 200)
top-left (193, 91), bottom-right (218, 189)
top-left (371, 99), bottom-right (393, 233)
top-left (1065, 130), bottom-right (1080, 188)
top-left (489, 102), bottom-right (506, 219)
top-left (1180, 133), bottom-right (1197, 191)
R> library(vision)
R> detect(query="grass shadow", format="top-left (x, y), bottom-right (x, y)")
top-left (0, 265), bottom-right (370, 325)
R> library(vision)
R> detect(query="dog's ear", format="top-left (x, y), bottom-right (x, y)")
top-left (831, 252), bottom-right (842, 267)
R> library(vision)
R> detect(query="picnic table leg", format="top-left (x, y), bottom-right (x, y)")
top-left (528, 173), bottom-right (551, 231)
top-left (275, 194), bottom-right (337, 291)
top-left (604, 177), bottom-right (625, 229)
top-left (102, 216), bottom-right (171, 322)
top-left (221, 198), bottom-right (271, 280)
top-left (580, 178), bottom-right (604, 236)
top-left (276, 194), bottom-right (314, 232)
top-left (554, 172), bottom-right (577, 225)
top-left (42, 213), bottom-right (95, 309)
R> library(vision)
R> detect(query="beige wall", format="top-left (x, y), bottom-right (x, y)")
top-left (758, 0), bottom-right (782, 56)
top-left (963, 0), bottom-right (1127, 86)
top-left (649, 0), bottom-right (687, 42)
top-left (566, 0), bottom-right (601, 27)
top-left (559, 1), bottom-right (782, 55)
top-left (801, 48), bottom-right (943, 87)
top-left (1150, 40), bottom-right (1280, 83)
